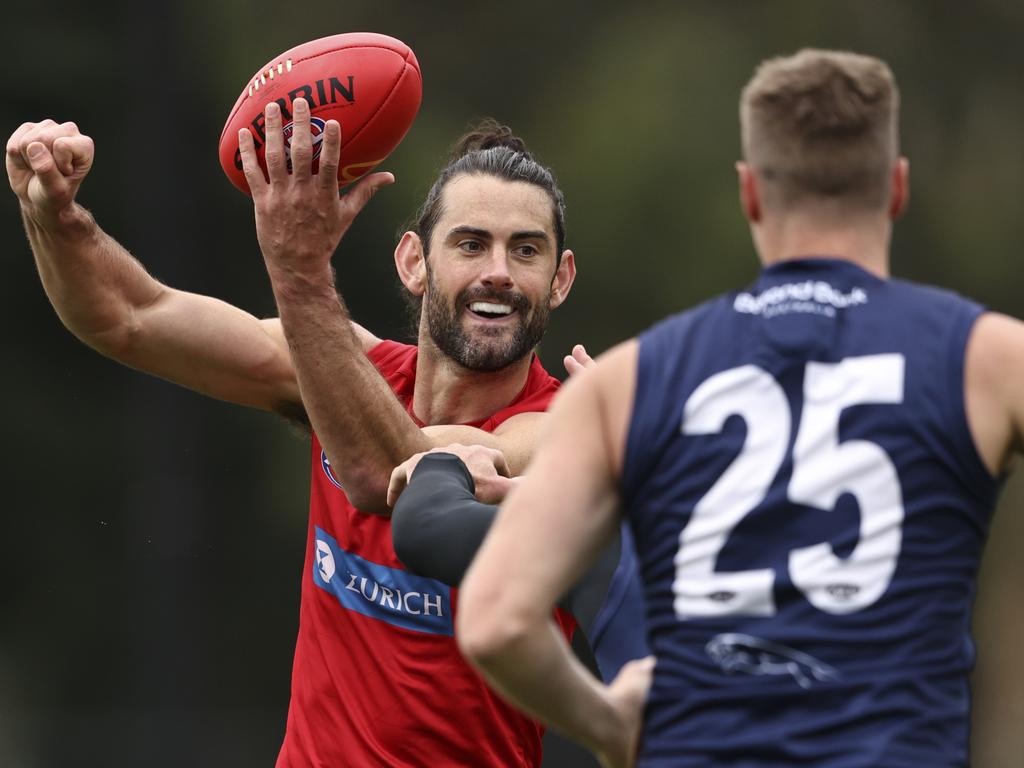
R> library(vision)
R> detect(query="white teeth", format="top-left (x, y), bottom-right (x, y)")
top-left (469, 302), bottom-right (513, 315)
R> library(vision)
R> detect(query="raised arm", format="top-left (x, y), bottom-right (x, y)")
top-left (238, 99), bottom-right (430, 513)
top-left (6, 119), bottom-right (307, 413)
top-left (239, 99), bottom-right (595, 512)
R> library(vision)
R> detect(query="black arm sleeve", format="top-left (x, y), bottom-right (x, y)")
top-left (391, 453), bottom-right (498, 588)
top-left (392, 453), bottom-right (622, 638)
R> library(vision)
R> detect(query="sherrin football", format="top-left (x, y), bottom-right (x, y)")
top-left (219, 32), bottom-right (422, 195)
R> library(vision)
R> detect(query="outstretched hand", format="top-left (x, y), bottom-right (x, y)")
top-left (6, 120), bottom-right (95, 229)
top-left (387, 443), bottom-right (514, 508)
top-left (238, 97), bottom-right (394, 282)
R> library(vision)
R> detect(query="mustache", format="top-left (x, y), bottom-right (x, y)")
top-left (457, 287), bottom-right (531, 313)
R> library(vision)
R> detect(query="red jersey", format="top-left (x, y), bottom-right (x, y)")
top-left (277, 340), bottom-right (571, 767)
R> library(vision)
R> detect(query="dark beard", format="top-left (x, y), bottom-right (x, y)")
top-left (425, 276), bottom-right (550, 372)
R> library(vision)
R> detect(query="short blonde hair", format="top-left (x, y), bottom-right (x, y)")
top-left (740, 49), bottom-right (900, 211)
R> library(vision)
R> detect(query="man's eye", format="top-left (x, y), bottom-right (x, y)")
top-left (515, 245), bottom-right (539, 258)
top-left (458, 240), bottom-right (483, 253)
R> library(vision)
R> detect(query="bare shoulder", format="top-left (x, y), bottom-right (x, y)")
top-left (965, 312), bottom-right (1024, 474)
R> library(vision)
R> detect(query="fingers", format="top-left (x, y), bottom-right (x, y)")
top-left (625, 655), bottom-right (657, 677)
top-left (6, 121), bottom-right (44, 172)
top-left (24, 142), bottom-right (68, 201)
top-left (52, 135), bottom-right (94, 178)
top-left (7, 120), bottom-right (86, 178)
top-left (7, 120), bottom-right (52, 161)
top-left (564, 343), bottom-right (596, 378)
top-left (618, 655), bottom-right (656, 682)
top-left (431, 443), bottom-right (507, 474)
top-left (289, 98), bottom-right (312, 182)
top-left (237, 128), bottom-right (268, 195)
top-left (603, 656), bottom-right (656, 768)
top-left (342, 170), bottom-right (395, 214)
top-left (612, 656), bottom-right (656, 701)
top-left (572, 344), bottom-right (595, 368)
top-left (263, 102), bottom-right (287, 184)
top-left (386, 465), bottom-right (410, 508)
top-left (475, 474), bottom-right (514, 505)
top-left (386, 451), bottom-right (429, 507)
top-left (318, 120), bottom-right (341, 191)
top-left (9, 121), bottom-right (80, 161)
top-left (255, 99), bottom-right (349, 190)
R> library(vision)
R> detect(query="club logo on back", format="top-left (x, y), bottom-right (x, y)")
top-left (706, 633), bottom-right (840, 689)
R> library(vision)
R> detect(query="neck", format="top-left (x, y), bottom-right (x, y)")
top-left (411, 334), bottom-right (534, 425)
top-left (753, 208), bottom-right (892, 278)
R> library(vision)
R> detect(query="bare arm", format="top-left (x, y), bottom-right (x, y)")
top-left (418, 411), bottom-right (539, 478)
top-left (239, 99), bottom-right (430, 513)
top-left (239, 98), bottom-right (597, 512)
top-left (8, 117), bottom-right (577, 485)
top-left (6, 119), bottom-right (314, 413)
top-left (457, 341), bottom-right (652, 768)
top-left (965, 312), bottom-right (1024, 475)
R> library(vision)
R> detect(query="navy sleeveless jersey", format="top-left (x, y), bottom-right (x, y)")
top-left (621, 258), bottom-right (1000, 767)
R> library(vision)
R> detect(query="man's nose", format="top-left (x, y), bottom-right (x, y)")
top-left (479, 247), bottom-right (513, 290)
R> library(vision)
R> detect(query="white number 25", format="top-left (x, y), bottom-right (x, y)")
top-left (674, 354), bottom-right (905, 619)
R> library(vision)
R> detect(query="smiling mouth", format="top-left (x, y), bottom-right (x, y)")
top-left (467, 301), bottom-right (515, 320)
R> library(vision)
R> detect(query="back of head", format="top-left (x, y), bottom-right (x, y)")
top-left (412, 118), bottom-right (567, 257)
top-left (740, 49), bottom-right (900, 213)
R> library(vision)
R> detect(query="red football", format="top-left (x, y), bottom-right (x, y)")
top-left (218, 32), bottom-right (422, 195)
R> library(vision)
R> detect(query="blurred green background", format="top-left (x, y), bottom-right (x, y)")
top-left (2, 1), bottom-right (1023, 766)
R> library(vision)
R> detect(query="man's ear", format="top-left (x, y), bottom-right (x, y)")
top-left (549, 250), bottom-right (577, 310)
top-left (395, 231), bottom-right (427, 295)
top-left (889, 157), bottom-right (910, 220)
top-left (736, 161), bottom-right (761, 223)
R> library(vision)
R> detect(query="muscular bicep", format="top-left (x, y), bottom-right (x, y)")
top-left (113, 288), bottom-right (381, 415)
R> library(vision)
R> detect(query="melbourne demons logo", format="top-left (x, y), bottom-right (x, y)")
top-left (282, 116), bottom-right (326, 171)
top-left (321, 449), bottom-right (344, 489)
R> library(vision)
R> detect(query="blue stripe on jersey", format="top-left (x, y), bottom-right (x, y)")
top-left (622, 258), bottom-right (998, 767)
top-left (312, 526), bottom-right (453, 636)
